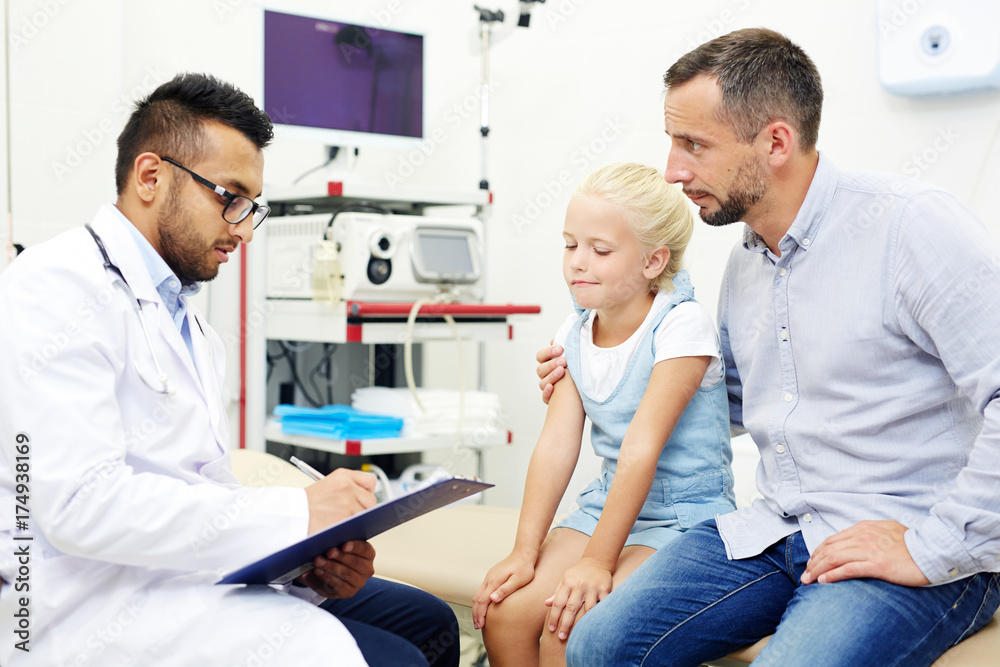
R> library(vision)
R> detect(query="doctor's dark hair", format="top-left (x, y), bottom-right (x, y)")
top-left (664, 28), bottom-right (823, 150)
top-left (115, 73), bottom-right (273, 195)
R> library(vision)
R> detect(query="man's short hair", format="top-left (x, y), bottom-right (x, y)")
top-left (115, 73), bottom-right (273, 194)
top-left (664, 28), bottom-right (823, 150)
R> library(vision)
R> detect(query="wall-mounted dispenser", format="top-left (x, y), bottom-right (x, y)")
top-left (877, 0), bottom-right (1000, 96)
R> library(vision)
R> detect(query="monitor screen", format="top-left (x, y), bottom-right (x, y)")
top-left (413, 229), bottom-right (480, 283)
top-left (418, 234), bottom-right (475, 274)
top-left (264, 10), bottom-right (424, 147)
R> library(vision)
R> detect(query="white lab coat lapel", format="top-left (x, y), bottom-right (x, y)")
top-left (88, 206), bottom-right (226, 456)
top-left (187, 309), bottom-right (229, 453)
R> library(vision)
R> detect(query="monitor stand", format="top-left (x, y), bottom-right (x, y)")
top-left (322, 145), bottom-right (361, 184)
top-left (292, 145), bottom-right (360, 186)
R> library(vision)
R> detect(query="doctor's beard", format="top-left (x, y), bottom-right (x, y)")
top-left (158, 186), bottom-right (227, 283)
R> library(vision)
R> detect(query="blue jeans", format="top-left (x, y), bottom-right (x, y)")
top-left (566, 520), bottom-right (1000, 667)
top-left (320, 577), bottom-right (460, 667)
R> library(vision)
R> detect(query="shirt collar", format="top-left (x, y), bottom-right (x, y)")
top-left (741, 152), bottom-right (839, 255)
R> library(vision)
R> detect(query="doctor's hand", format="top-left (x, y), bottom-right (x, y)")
top-left (536, 343), bottom-right (567, 405)
top-left (299, 540), bottom-right (376, 599)
top-left (544, 558), bottom-right (612, 642)
top-left (472, 551), bottom-right (537, 630)
top-left (304, 468), bottom-right (378, 535)
top-left (801, 520), bottom-right (930, 587)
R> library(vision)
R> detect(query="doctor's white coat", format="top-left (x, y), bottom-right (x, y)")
top-left (0, 205), bottom-right (366, 665)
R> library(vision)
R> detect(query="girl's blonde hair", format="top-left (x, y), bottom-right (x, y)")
top-left (573, 162), bottom-right (694, 293)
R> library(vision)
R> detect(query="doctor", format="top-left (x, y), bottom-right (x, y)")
top-left (0, 73), bottom-right (458, 666)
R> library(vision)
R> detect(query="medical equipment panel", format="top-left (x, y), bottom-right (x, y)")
top-left (265, 212), bottom-right (484, 303)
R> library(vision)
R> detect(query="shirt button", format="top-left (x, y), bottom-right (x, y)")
top-left (948, 567), bottom-right (960, 577)
top-left (784, 393), bottom-right (794, 402)
top-left (802, 238), bottom-right (811, 246)
top-left (778, 268), bottom-right (787, 277)
top-left (781, 330), bottom-right (789, 341)
top-left (803, 513), bottom-right (813, 523)
top-left (776, 444), bottom-right (786, 454)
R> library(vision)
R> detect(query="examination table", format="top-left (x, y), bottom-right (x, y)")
top-left (232, 449), bottom-right (1000, 666)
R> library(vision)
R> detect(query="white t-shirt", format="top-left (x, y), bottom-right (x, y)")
top-left (553, 292), bottom-right (724, 403)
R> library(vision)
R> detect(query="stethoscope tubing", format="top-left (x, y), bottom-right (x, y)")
top-left (85, 223), bottom-right (176, 395)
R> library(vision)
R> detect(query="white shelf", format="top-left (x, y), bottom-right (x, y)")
top-left (266, 180), bottom-right (491, 211)
top-left (265, 418), bottom-right (509, 456)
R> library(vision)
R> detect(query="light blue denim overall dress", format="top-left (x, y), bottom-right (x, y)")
top-left (556, 270), bottom-right (736, 549)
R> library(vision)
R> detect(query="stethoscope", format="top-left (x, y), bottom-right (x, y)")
top-left (85, 223), bottom-right (200, 395)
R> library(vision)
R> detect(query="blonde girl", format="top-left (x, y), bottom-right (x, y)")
top-left (472, 163), bottom-right (735, 667)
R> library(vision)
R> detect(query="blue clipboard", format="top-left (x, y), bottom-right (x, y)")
top-left (217, 477), bottom-right (493, 586)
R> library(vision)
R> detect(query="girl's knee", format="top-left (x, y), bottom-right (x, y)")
top-left (483, 588), bottom-right (547, 635)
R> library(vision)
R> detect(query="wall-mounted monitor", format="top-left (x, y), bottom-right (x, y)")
top-left (263, 9), bottom-right (425, 150)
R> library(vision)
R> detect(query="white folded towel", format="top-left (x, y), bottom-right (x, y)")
top-left (351, 387), bottom-right (505, 438)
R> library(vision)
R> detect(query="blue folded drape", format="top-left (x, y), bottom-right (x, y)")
top-left (274, 404), bottom-right (404, 440)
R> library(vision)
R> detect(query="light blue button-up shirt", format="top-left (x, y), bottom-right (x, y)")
top-left (111, 204), bottom-right (201, 360)
top-left (715, 153), bottom-right (1000, 585)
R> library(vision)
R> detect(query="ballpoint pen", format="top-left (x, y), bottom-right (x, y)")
top-left (289, 456), bottom-right (325, 482)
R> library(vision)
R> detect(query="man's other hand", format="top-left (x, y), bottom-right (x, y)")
top-left (801, 520), bottom-right (930, 587)
top-left (537, 344), bottom-right (567, 405)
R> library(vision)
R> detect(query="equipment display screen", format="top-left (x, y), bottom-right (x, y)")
top-left (264, 10), bottom-right (423, 139)
top-left (413, 230), bottom-right (479, 282)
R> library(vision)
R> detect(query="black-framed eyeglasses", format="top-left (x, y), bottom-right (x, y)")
top-left (161, 157), bottom-right (270, 229)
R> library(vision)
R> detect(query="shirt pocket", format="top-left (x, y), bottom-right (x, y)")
top-left (663, 469), bottom-right (735, 529)
top-left (574, 477), bottom-right (606, 512)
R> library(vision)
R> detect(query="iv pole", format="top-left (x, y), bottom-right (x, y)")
top-left (472, 3), bottom-right (543, 190)
top-left (474, 6), bottom-right (504, 191)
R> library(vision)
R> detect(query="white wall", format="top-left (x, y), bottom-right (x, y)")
top-left (4, 0), bottom-right (1000, 510)
top-left (0, 2), bottom-right (9, 271)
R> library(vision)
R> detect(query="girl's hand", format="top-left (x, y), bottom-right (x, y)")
top-left (544, 558), bottom-right (613, 641)
top-left (472, 551), bottom-right (537, 630)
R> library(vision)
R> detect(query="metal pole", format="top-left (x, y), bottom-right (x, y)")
top-left (474, 6), bottom-right (503, 190)
top-left (479, 20), bottom-right (490, 190)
